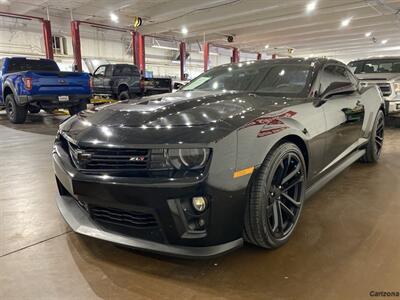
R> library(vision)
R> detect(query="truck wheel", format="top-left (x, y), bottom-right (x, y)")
top-left (28, 106), bottom-right (41, 114)
top-left (361, 110), bottom-right (385, 163)
top-left (68, 102), bottom-right (87, 116)
top-left (5, 94), bottom-right (27, 124)
top-left (244, 142), bottom-right (306, 249)
top-left (118, 91), bottom-right (130, 100)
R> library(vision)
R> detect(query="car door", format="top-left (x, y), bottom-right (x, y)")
top-left (319, 64), bottom-right (365, 169)
top-left (102, 65), bottom-right (113, 95)
top-left (92, 65), bottom-right (106, 94)
top-left (0, 58), bottom-right (3, 103)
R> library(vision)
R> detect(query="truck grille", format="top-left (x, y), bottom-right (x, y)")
top-left (89, 206), bottom-right (158, 228)
top-left (69, 143), bottom-right (149, 172)
top-left (376, 83), bottom-right (392, 96)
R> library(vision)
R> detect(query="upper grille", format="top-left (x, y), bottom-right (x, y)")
top-left (69, 143), bottom-right (149, 172)
top-left (376, 83), bottom-right (392, 96)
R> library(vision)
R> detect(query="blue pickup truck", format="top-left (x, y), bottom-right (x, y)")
top-left (0, 57), bottom-right (92, 123)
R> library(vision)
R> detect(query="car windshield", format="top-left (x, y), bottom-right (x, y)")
top-left (349, 59), bottom-right (400, 74)
top-left (7, 58), bottom-right (60, 73)
top-left (182, 62), bottom-right (312, 97)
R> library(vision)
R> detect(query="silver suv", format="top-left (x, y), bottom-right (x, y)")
top-left (348, 57), bottom-right (400, 114)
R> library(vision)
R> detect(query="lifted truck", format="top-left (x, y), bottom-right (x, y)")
top-left (348, 57), bottom-right (400, 115)
top-left (91, 63), bottom-right (172, 100)
top-left (0, 57), bottom-right (91, 124)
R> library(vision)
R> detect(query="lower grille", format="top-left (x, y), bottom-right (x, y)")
top-left (89, 206), bottom-right (158, 228)
top-left (89, 206), bottom-right (164, 243)
top-left (376, 83), bottom-right (392, 96)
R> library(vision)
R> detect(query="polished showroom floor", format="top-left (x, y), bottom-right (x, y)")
top-left (1, 111), bottom-right (400, 300)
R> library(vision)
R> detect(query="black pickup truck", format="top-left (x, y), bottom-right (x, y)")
top-left (91, 64), bottom-right (172, 100)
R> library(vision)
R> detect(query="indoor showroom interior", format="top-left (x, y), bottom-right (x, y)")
top-left (1, 0), bottom-right (400, 299)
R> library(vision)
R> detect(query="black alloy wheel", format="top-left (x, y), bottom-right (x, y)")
top-left (375, 113), bottom-right (384, 156)
top-left (244, 142), bottom-right (306, 249)
top-left (267, 152), bottom-right (304, 239)
top-left (361, 110), bottom-right (384, 163)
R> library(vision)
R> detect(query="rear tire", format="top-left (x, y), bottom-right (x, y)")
top-left (244, 142), bottom-right (306, 249)
top-left (361, 110), bottom-right (385, 163)
top-left (5, 94), bottom-right (27, 124)
top-left (68, 102), bottom-right (87, 116)
top-left (118, 90), bottom-right (130, 100)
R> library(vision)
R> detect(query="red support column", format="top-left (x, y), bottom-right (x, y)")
top-left (42, 20), bottom-right (53, 60)
top-left (256, 52), bottom-right (262, 60)
top-left (203, 42), bottom-right (209, 72)
top-left (232, 48), bottom-right (240, 63)
top-left (179, 42), bottom-right (186, 80)
top-left (133, 32), bottom-right (145, 74)
top-left (70, 21), bottom-right (82, 72)
top-left (272, 53), bottom-right (277, 59)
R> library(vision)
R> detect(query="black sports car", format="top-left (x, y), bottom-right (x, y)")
top-left (53, 58), bottom-right (385, 258)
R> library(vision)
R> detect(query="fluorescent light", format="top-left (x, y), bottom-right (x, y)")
top-left (381, 39), bottom-right (388, 44)
top-left (306, 1), bottom-right (317, 12)
top-left (365, 32), bottom-right (372, 37)
top-left (110, 12), bottom-right (119, 23)
top-left (181, 26), bottom-right (188, 35)
top-left (265, 44), bottom-right (269, 49)
top-left (340, 17), bottom-right (352, 27)
top-left (152, 45), bottom-right (179, 51)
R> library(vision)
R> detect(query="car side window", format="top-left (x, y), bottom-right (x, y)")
top-left (319, 65), bottom-right (353, 96)
top-left (105, 65), bottom-right (113, 77)
top-left (94, 66), bottom-right (106, 77)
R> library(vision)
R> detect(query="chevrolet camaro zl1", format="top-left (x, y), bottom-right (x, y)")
top-left (53, 58), bottom-right (384, 258)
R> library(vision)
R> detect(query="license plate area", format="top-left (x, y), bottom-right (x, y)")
top-left (58, 96), bottom-right (69, 102)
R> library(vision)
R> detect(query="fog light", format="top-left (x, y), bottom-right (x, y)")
top-left (192, 196), bottom-right (207, 212)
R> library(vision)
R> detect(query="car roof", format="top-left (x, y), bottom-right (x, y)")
top-left (349, 56), bottom-right (400, 62)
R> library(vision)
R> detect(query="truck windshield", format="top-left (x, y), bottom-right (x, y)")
top-left (182, 62), bottom-right (312, 97)
top-left (7, 58), bottom-right (60, 73)
top-left (349, 59), bottom-right (400, 74)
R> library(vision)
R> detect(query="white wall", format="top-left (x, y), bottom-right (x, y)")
top-left (0, 26), bottom-right (249, 79)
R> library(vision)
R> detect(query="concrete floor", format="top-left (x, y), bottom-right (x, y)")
top-left (1, 111), bottom-right (400, 300)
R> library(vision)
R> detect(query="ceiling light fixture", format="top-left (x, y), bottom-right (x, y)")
top-left (381, 39), bottom-right (388, 44)
top-left (365, 32), bottom-right (372, 37)
top-left (265, 44), bottom-right (270, 49)
top-left (340, 17), bottom-right (352, 27)
top-left (110, 12), bottom-right (119, 23)
top-left (306, 1), bottom-right (317, 13)
top-left (181, 26), bottom-right (188, 35)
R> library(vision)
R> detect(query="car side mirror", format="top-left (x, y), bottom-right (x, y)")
top-left (174, 82), bottom-right (184, 90)
top-left (321, 82), bottom-right (357, 100)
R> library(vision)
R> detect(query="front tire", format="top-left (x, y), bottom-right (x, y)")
top-left (68, 102), bottom-right (87, 116)
top-left (5, 94), bottom-right (27, 124)
top-left (118, 91), bottom-right (130, 100)
top-left (244, 142), bottom-right (306, 249)
top-left (361, 110), bottom-right (384, 163)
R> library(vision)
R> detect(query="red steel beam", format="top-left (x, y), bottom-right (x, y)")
top-left (138, 33), bottom-right (145, 74)
top-left (203, 42), bottom-right (210, 72)
top-left (257, 52), bottom-right (262, 60)
top-left (232, 48), bottom-right (240, 63)
top-left (42, 20), bottom-right (54, 60)
top-left (272, 53), bottom-right (277, 59)
top-left (70, 21), bottom-right (82, 72)
top-left (179, 42), bottom-right (186, 80)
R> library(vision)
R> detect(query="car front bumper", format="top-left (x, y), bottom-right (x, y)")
top-left (56, 194), bottom-right (242, 258)
top-left (53, 144), bottom-right (246, 258)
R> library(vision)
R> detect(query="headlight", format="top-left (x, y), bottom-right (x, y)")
top-left (394, 82), bottom-right (400, 94)
top-left (166, 148), bottom-right (210, 170)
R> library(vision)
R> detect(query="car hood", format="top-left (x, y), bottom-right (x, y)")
top-left (60, 91), bottom-right (303, 146)
top-left (356, 73), bottom-right (400, 81)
